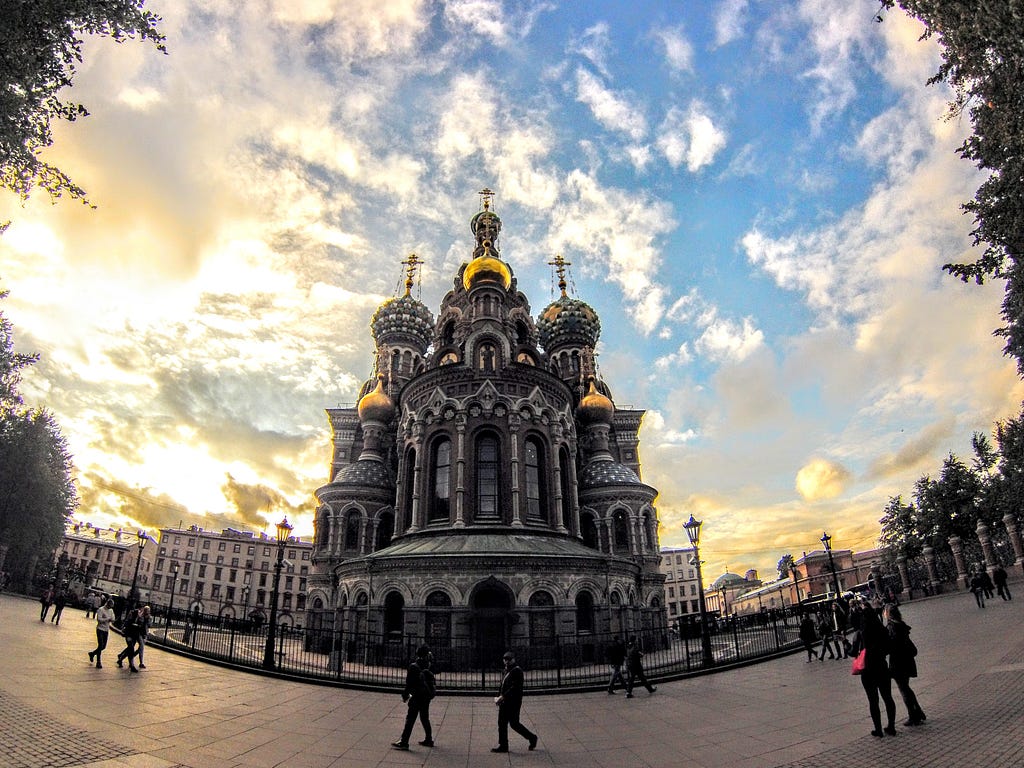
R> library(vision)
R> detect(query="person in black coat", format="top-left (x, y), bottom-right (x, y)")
top-left (392, 645), bottom-right (434, 750)
top-left (607, 637), bottom-right (627, 693)
top-left (625, 637), bottom-right (656, 697)
top-left (884, 604), bottom-right (925, 726)
top-left (856, 599), bottom-right (897, 737)
top-left (116, 607), bottom-right (142, 672)
top-left (798, 614), bottom-right (819, 661)
top-left (492, 652), bottom-right (538, 753)
top-left (993, 565), bottom-right (1012, 601)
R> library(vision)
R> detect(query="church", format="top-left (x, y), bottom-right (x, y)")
top-left (305, 190), bottom-right (666, 668)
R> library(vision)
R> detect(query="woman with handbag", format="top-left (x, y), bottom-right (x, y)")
top-left (884, 604), bottom-right (926, 726)
top-left (853, 599), bottom-right (897, 737)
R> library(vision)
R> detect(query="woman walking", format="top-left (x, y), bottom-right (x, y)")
top-left (884, 604), bottom-right (926, 726)
top-left (88, 598), bottom-right (115, 669)
top-left (855, 599), bottom-right (897, 738)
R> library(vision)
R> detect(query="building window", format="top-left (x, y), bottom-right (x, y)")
top-left (214, 567), bottom-right (223, 580)
top-left (613, 510), bottom-right (630, 551)
top-left (581, 513), bottom-right (599, 550)
top-left (217, 542), bottom-right (225, 551)
top-left (524, 438), bottom-right (547, 521)
top-left (668, 586), bottom-right (675, 598)
top-left (183, 563), bottom-right (192, 576)
top-left (153, 575), bottom-right (162, 591)
top-left (375, 511), bottom-right (394, 550)
top-left (198, 565), bottom-right (206, 578)
top-left (233, 544), bottom-right (240, 553)
top-left (383, 591), bottom-right (404, 635)
top-left (475, 434), bottom-right (500, 519)
top-left (529, 590), bottom-right (555, 644)
top-left (559, 448), bottom-right (572, 530)
top-left (575, 590), bottom-right (595, 633)
top-left (425, 590), bottom-right (452, 644)
top-left (202, 540), bottom-right (210, 549)
top-left (429, 438), bottom-right (452, 523)
top-left (345, 514), bottom-right (360, 550)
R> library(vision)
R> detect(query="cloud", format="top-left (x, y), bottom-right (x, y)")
top-left (795, 458), bottom-right (852, 501)
top-left (695, 317), bottom-right (764, 363)
top-left (713, 0), bottom-right (749, 48)
top-left (574, 68), bottom-right (648, 141)
top-left (656, 103), bottom-right (727, 172)
top-left (651, 25), bottom-right (694, 74)
top-left (867, 418), bottom-right (957, 479)
top-left (568, 22), bottom-right (614, 78)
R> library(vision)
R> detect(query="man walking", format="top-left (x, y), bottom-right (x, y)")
top-left (993, 565), bottom-right (1012, 601)
top-left (607, 637), bottom-right (626, 694)
top-left (625, 637), bottom-right (657, 698)
top-left (392, 645), bottom-right (435, 750)
top-left (492, 651), bottom-right (538, 753)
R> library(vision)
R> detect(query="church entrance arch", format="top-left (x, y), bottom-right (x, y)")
top-left (469, 578), bottom-right (514, 668)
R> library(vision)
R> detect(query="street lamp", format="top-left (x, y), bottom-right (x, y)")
top-left (263, 516), bottom-right (293, 670)
top-left (128, 530), bottom-right (147, 612)
top-left (164, 561), bottom-right (179, 641)
top-left (790, 565), bottom-right (803, 612)
top-left (683, 515), bottom-right (714, 667)
top-left (821, 532), bottom-right (842, 599)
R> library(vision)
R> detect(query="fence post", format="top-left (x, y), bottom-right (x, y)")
top-left (732, 619), bottom-right (740, 661)
top-left (228, 621), bottom-right (236, 658)
top-left (556, 636), bottom-right (562, 688)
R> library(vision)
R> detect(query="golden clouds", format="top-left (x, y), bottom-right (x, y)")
top-left (795, 458), bottom-right (852, 501)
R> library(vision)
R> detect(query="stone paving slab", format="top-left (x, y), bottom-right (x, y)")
top-left (1, 589), bottom-right (1022, 767)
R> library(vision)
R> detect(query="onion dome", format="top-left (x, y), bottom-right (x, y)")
top-left (464, 191), bottom-right (512, 291)
top-left (463, 255), bottom-right (512, 291)
top-left (370, 293), bottom-right (434, 352)
top-left (576, 378), bottom-right (614, 425)
top-left (335, 460), bottom-right (393, 489)
top-left (357, 376), bottom-right (394, 423)
top-left (536, 294), bottom-right (601, 351)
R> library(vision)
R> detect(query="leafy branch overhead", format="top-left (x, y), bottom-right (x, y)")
top-left (0, 0), bottom-right (167, 205)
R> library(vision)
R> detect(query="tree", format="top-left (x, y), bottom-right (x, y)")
top-left (878, 494), bottom-right (921, 556)
top-left (0, 293), bottom-right (78, 589)
top-left (776, 553), bottom-right (794, 581)
top-left (0, 0), bottom-right (166, 204)
top-left (880, 2), bottom-right (1024, 372)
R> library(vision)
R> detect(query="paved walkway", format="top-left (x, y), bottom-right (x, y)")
top-left (2, 589), bottom-right (1022, 768)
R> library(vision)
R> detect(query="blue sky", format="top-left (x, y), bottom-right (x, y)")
top-left (2, 0), bottom-right (1021, 582)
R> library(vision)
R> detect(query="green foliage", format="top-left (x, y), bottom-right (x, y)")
top-left (878, 494), bottom-right (920, 556)
top-left (0, 0), bottom-right (166, 204)
top-left (776, 553), bottom-right (794, 581)
top-left (0, 294), bottom-right (78, 589)
top-left (881, 1), bottom-right (1024, 372)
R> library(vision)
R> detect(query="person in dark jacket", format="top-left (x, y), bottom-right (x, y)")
top-left (492, 651), bottom-right (538, 753)
top-left (993, 565), bottom-right (1012, 601)
top-left (884, 604), bottom-right (925, 726)
top-left (970, 570), bottom-right (987, 608)
top-left (607, 637), bottom-right (627, 693)
top-left (624, 637), bottom-right (656, 697)
top-left (392, 645), bottom-right (434, 750)
top-left (116, 607), bottom-right (142, 672)
top-left (856, 599), bottom-right (897, 737)
top-left (798, 614), bottom-right (819, 662)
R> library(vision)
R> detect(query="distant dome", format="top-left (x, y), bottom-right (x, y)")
top-left (462, 255), bottom-right (512, 291)
top-left (576, 378), bottom-right (613, 425)
top-left (371, 294), bottom-right (434, 353)
top-left (536, 295), bottom-right (601, 351)
top-left (711, 572), bottom-right (748, 590)
top-left (357, 377), bottom-right (394, 423)
top-left (578, 459), bottom-right (641, 489)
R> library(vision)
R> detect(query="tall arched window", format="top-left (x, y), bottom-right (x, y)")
top-left (375, 510), bottom-right (394, 550)
top-left (345, 513), bottom-right (361, 551)
top-left (581, 513), bottom-right (599, 550)
top-left (383, 591), bottom-right (404, 635)
top-left (524, 437), bottom-right (547, 521)
top-left (613, 510), bottom-right (630, 551)
top-left (425, 590), bottom-right (452, 644)
top-left (575, 590), bottom-right (595, 633)
top-left (529, 590), bottom-right (555, 644)
top-left (401, 448), bottom-right (415, 530)
top-left (476, 434), bottom-right (500, 519)
top-left (429, 439), bottom-right (452, 523)
top-left (559, 449), bottom-right (572, 530)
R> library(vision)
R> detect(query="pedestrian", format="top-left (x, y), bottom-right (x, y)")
top-left (624, 637), bottom-right (656, 697)
top-left (39, 583), bottom-right (55, 621)
top-left (817, 612), bottom-right (838, 661)
top-left (970, 570), bottom-right (986, 609)
top-left (84, 592), bottom-right (98, 619)
top-left (606, 636), bottom-right (627, 694)
top-left (855, 598), bottom-right (897, 738)
top-left (391, 645), bottom-right (435, 750)
top-left (50, 587), bottom-right (67, 625)
top-left (136, 605), bottom-right (151, 668)
top-left (884, 604), bottom-right (926, 727)
top-left (993, 565), bottom-right (1012, 601)
top-left (116, 607), bottom-right (142, 672)
top-left (88, 598), bottom-right (115, 669)
top-left (832, 600), bottom-right (851, 657)
top-left (491, 651), bottom-right (538, 753)
top-left (979, 568), bottom-right (995, 600)
top-left (799, 614), bottom-right (819, 662)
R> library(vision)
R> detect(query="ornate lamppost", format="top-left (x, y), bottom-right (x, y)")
top-left (790, 564), bottom-right (803, 613)
top-left (821, 532), bottom-right (842, 598)
top-left (164, 561), bottom-right (179, 641)
top-left (683, 515), bottom-right (714, 667)
top-left (128, 530), bottom-right (148, 612)
top-left (263, 517), bottom-right (293, 670)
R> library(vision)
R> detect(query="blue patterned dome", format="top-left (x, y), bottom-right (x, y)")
top-left (371, 294), bottom-right (435, 353)
top-left (578, 459), bottom-right (641, 489)
top-left (536, 295), bottom-right (601, 352)
top-left (335, 460), bottom-right (393, 489)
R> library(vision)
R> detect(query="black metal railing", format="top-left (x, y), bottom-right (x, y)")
top-left (146, 608), bottom-right (804, 692)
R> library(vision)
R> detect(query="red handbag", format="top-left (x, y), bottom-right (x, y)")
top-left (851, 649), bottom-right (867, 675)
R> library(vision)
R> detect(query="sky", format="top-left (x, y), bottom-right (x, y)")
top-left (3, 0), bottom-right (1022, 584)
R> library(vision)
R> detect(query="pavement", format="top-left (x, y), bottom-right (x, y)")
top-left (2, 588), bottom-right (1023, 768)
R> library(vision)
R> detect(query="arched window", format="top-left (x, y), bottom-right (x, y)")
top-left (581, 513), bottom-right (599, 550)
top-left (401, 448), bottom-right (415, 530)
top-left (529, 590), bottom-right (555, 644)
top-left (613, 510), bottom-right (630, 551)
top-left (575, 590), bottom-right (594, 633)
top-left (476, 434), bottom-right (500, 519)
top-left (314, 508), bottom-right (328, 548)
top-left (441, 320), bottom-right (455, 347)
top-left (429, 438), bottom-right (452, 523)
top-left (425, 590), bottom-right (452, 644)
top-left (524, 437), bottom-right (547, 521)
top-left (345, 513), bottom-right (361, 550)
top-left (559, 449), bottom-right (572, 530)
top-left (383, 591), bottom-right (404, 635)
top-left (375, 510), bottom-right (394, 550)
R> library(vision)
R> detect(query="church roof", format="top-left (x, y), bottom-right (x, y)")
top-left (578, 459), bottom-right (642, 488)
top-left (367, 532), bottom-right (611, 559)
top-left (335, 460), bottom-right (393, 489)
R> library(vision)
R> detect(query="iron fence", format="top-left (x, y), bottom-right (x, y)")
top-left (146, 608), bottom-right (804, 692)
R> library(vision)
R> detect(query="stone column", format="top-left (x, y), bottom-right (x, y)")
top-left (1003, 513), bottom-right (1024, 575)
top-left (896, 555), bottom-right (912, 599)
top-left (454, 416), bottom-right (467, 528)
top-left (870, 562), bottom-right (884, 597)
top-left (976, 520), bottom-right (999, 575)
top-left (509, 414), bottom-right (523, 527)
top-left (922, 545), bottom-right (942, 593)
top-left (948, 536), bottom-right (969, 591)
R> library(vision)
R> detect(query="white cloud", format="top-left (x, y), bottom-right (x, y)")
top-left (696, 317), bottom-right (764, 363)
top-left (568, 22), bottom-right (613, 78)
top-left (651, 25), bottom-right (694, 74)
top-left (575, 68), bottom-right (648, 141)
top-left (795, 458), bottom-right (852, 501)
top-left (656, 103), bottom-right (727, 172)
top-left (713, 0), bottom-right (748, 48)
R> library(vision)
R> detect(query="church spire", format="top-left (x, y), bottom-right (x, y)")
top-left (548, 253), bottom-right (570, 298)
top-left (401, 253), bottom-right (422, 297)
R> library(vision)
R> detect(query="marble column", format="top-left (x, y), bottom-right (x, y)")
top-left (1003, 513), bottom-right (1024, 576)
top-left (922, 545), bottom-right (942, 594)
top-left (896, 555), bottom-right (912, 599)
top-left (947, 535), bottom-right (969, 591)
top-left (976, 520), bottom-right (998, 574)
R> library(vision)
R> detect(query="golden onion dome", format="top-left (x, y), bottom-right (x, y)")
top-left (462, 255), bottom-right (512, 291)
top-left (576, 378), bottom-right (614, 425)
top-left (357, 376), bottom-right (394, 423)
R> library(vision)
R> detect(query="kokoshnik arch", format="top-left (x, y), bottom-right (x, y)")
top-left (306, 190), bottom-right (667, 665)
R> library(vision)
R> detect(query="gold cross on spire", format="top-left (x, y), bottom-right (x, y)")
top-left (548, 253), bottom-right (571, 297)
top-left (478, 187), bottom-right (495, 211)
top-left (402, 253), bottom-right (422, 296)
